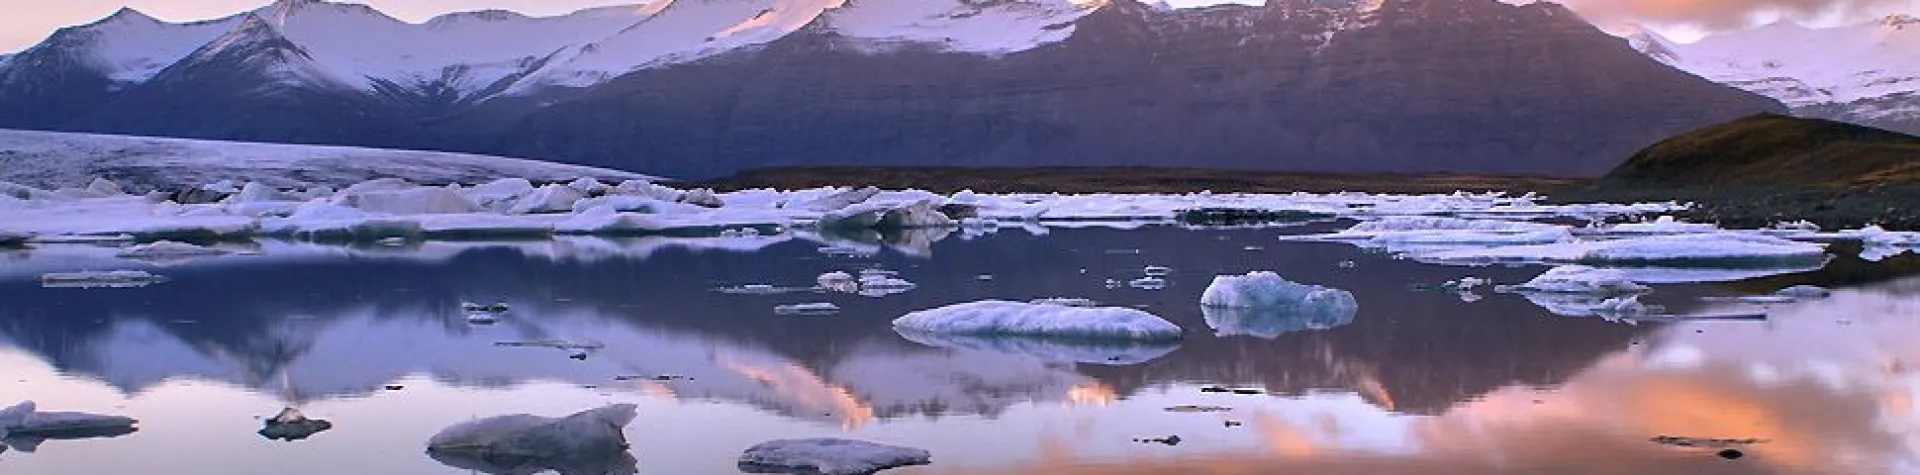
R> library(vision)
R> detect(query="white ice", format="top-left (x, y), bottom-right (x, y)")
top-left (738, 438), bottom-right (932, 475)
top-left (1420, 233), bottom-right (1829, 268)
top-left (114, 240), bottom-right (231, 260)
top-left (1504, 265), bottom-right (1650, 294)
top-left (892, 300), bottom-right (1183, 341)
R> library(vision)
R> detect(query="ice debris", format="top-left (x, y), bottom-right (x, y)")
top-left (774, 303), bottom-right (842, 316)
top-left (1421, 233), bottom-right (1828, 268)
top-left (115, 240), bottom-right (230, 260)
top-left (893, 300), bottom-right (1183, 341)
top-left (39, 270), bottom-right (168, 288)
top-left (1504, 265), bottom-right (1651, 295)
top-left (738, 438), bottom-right (931, 475)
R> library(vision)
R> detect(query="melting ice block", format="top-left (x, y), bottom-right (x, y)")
top-left (114, 240), bottom-right (230, 260)
top-left (1199, 272), bottom-right (1359, 338)
top-left (892, 300), bottom-right (1182, 341)
top-left (1507, 265), bottom-right (1650, 294)
top-left (738, 438), bottom-right (931, 475)
top-left (426, 404), bottom-right (638, 471)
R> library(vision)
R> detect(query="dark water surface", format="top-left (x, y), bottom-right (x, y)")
top-left (0, 226), bottom-right (1913, 474)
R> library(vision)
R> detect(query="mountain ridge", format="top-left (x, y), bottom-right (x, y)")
top-left (0, 0), bottom-right (1784, 178)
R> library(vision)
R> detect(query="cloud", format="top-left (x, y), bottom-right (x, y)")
top-left (1553, 0), bottom-right (1909, 30)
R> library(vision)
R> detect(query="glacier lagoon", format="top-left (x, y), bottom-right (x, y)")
top-left (0, 223), bottom-right (1916, 475)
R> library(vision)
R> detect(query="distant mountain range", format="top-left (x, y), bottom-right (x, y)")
top-left (1628, 15), bottom-right (1920, 136)
top-left (0, 0), bottom-right (1789, 178)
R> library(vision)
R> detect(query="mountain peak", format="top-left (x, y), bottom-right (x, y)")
top-left (102, 7), bottom-right (161, 25)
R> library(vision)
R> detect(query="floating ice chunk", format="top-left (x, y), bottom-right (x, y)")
top-left (1506, 265), bottom-right (1650, 294)
top-left (115, 240), bottom-right (230, 260)
top-left (495, 340), bottom-right (605, 351)
top-left (0, 401), bottom-right (138, 436)
top-left (1861, 245), bottom-right (1912, 262)
top-left (1597, 216), bottom-right (1719, 235)
top-left (39, 270), bottom-right (168, 288)
top-left (608, 180), bottom-right (684, 201)
top-left (774, 303), bottom-right (842, 316)
top-left (226, 182), bottom-right (281, 204)
top-left (856, 273), bottom-right (917, 297)
top-left (465, 178), bottom-right (537, 211)
top-left (1593, 295), bottom-right (1657, 317)
top-left (1143, 266), bottom-right (1172, 277)
top-left (510, 184), bottom-right (588, 215)
top-left (1422, 234), bottom-right (1829, 268)
top-left (427, 404), bottom-right (638, 472)
top-left (1853, 225), bottom-right (1920, 246)
top-left (817, 272), bottom-right (858, 293)
top-left (738, 438), bottom-right (931, 475)
top-left (259, 408), bottom-right (332, 441)
top-left (893, 300), bottom-right (1182, 341)
top-left (1128, 276), bottom-right (1168, 290)
top-left (332, 182), bottom-right (476, 215)
top-left (1198, 272), bottom-right (1358, 338)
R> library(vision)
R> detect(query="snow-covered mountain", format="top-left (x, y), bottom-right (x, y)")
top-left (0, 0), bottom-right (1780, 177)
top-left (1628, 15), bottom-right (1920, 135)
top-left (0, 128), bottom-right (648, 191)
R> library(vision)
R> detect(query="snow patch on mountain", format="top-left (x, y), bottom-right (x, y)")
top-left (1633, 16), bottom-right (1920, 110)
top-left (824, 0), bottom-right (1102, 54)
top-left (30, 8), bottom-right (242, 85)
top-left (525, 0), bottom-right (841, 88)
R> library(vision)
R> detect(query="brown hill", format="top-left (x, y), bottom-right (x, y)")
top-left (1601, 113), bottom-right (1920, 188)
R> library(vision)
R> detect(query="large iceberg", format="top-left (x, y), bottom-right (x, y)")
top-left (892, 301), bottom-right (1183, 341)
top-left (738, 438), bottom-right (931, 475)
top-left (425, 404), bottom-right (638, 474)
top-left (1199, 272), bottom-right (1359, 338)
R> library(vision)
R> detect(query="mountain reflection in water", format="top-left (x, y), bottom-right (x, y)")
top-left (0, 226), bottom-right (1910, 475)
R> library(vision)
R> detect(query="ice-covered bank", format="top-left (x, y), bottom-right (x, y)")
top-left (1419, 233), bottom-right (1830, 268)
top-left (892, 301), bottom-right (1183, 341)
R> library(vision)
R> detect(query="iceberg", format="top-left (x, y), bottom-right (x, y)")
top-left (114, 240), bottom-right (231, 260)
top-left (1201, 271), bottom-right (1359, 311)
top-left (508, 184), bottom-right (588, 215)
top-left (774, 303), bottom-right (842, 316)
top-left (39, 270), bottom-right (168, 288)
top-left (738, 438), bottom-right (931, 475)
top-left (1421, 233), bottom-right (1829, 268)
top-left (893, 300), bottom-right (1183, 341)
top-left (1593, 216), bottom-right (1720, 235)
top-left (895, 328), bottom-right (1180, 365)
top-left (1505, 265), bottom-right (1651, 294)
top-left (1774, 285), bottom-right (1832, 299)
top-left (425, 404), bottom-right (638, 473)
top-left (333, 186), bottom-right (477, 215)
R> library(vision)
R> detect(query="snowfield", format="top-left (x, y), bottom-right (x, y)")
top-left (0, 128), bottom-right (649, 191)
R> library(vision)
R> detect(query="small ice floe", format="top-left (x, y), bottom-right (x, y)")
top-left (426, 404), bottom-right (638, 475)
top-left (462, 302), bottom-right (511, 313)
top-left (39, 270), bottom-right (168, 289)
top-left (114, 240), bottom-right (231, 261)
top-left (817, 245), bottom-right (875, 258)
top-left (1591, 216), bottom-right (1720, 235)
top-left (1502, 265), bottom-right (1651, 295)
top-left (0, 401), bottom-right (139, 441)
top-left (893, 300), bottom-right (1182, 341)
top-left (1200, 272), bottom-right (1358, 339)
top-left (258, 408), bottom-right (332, 441)
top-left (1143, 266), bottom-right (1173, 277)
top-left (738, 438), bottom-right (931, 475)
top-left (895, 329), bottom-right (1180, 365)
top-left (854, 270), bottom-right (917, 298)
top-left (1128, 277), bottom-right (1168, 290)
top-left (718, 284), bottom-right (811, 295)
top-left (817, 271), bottom-right (859, 293)
top-left (1421, 234), bottom-right (1828, 268)
top-left (1773, 285), bottom-right (1832, 299)
top-left (774, 303), bottom-right (842, 316)
top-left (495, 339), bottom-right (605, 351)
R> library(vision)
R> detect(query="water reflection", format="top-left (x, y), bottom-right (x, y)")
top-left (0, 227), bottom-right (1911, 473)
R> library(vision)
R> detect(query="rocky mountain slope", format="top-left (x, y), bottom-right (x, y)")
top-left (0, 0), bottom-right (1783, 178)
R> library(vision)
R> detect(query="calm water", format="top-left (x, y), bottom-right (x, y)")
top-left (0, 226), bottom-right (1915, 474)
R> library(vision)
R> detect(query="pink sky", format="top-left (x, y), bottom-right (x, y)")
top-left (2, 0), bottom-right (1914, 54)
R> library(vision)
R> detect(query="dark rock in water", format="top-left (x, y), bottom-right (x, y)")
top-left (1176, 208), bottom-right (1332, 226)
top-left (170, 188), bottom-right (229, 205)
top-left (259, 408), bottom-right (333, 441)
top-left (1199, 386), bottom-right (1231, 393)
top-left (1718, 449), bottom-right (1744, 460)
top-left (1133, 435), bottom-right (1182, 446)
top-left (385, 385), bottom-right (404, 391)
